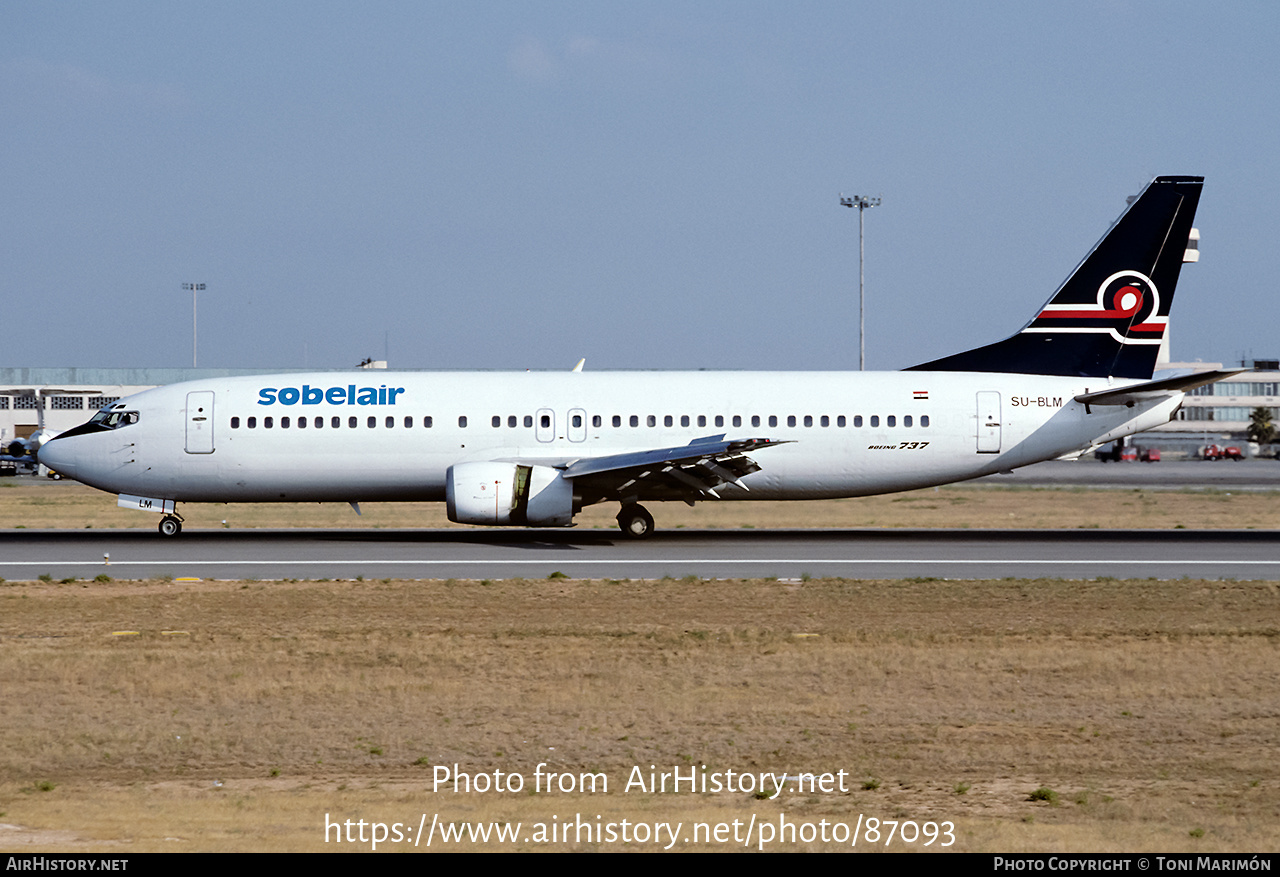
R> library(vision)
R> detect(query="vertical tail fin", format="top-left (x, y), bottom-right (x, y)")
top-left (908, 175), bottom-right (1203, 378)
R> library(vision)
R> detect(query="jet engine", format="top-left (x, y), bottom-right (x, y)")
top-left (4, 429), bottom-right (59, 461)
top-left (446, 462), bottom-right (574, 527)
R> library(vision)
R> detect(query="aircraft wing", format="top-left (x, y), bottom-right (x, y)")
top-left (1074, 368), bottom-right (1248, 406)
top-left (560, 434), bottom-right (788, 500)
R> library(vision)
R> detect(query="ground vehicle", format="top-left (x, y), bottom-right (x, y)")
top-left (1202, 444), bottom-right (1244, 461)
top-left (1095, 441), bottom-right (1137, 462)
top-left (1139, 447), bottom-right (1161, 462)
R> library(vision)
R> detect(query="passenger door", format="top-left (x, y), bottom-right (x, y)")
top-left (976, 391), bottom-right (1001, 454)
top-left (185, 391), bottom-right (215, 454)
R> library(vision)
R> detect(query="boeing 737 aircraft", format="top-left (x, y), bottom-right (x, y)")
top-left (41, 176), bottom-right (1239, 538)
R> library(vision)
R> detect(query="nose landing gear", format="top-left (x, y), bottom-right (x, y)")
top-left (158, 514), bottom-right (184, 537)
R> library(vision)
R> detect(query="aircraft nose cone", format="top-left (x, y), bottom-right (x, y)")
top-left (36, 435), bottom-right (76, 478)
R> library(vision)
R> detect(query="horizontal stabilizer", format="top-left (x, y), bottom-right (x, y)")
top-left (1073, 368), bottom-right (1248, 406)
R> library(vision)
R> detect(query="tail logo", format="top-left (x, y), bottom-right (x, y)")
top-left (1025, 270), bottom-right (1165, 345)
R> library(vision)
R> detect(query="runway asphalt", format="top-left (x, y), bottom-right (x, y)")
top-left (972, 458), bottom-right (1280, 488)
top-left (3, 527), bottom-right (1278, 581)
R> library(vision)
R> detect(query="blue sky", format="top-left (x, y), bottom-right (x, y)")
top-left (3, 1), bottom-right (1276, 371)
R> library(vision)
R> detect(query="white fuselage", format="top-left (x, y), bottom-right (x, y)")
top-left (42, 369), bottom-right (1180, 507)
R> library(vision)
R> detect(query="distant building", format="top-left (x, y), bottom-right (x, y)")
top-left (1142, 358), bottom-right (1279, 456)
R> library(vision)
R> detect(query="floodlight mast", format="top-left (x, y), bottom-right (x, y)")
top-left (182, 283), bottom-right (206, 367)
top-left (839, 194), bottom-right (881, 370)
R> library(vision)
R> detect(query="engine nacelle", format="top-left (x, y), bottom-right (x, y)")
top-left (446, 462), bottom-right (574, 527)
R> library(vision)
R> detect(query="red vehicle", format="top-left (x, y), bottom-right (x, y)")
top-left (1139, 448), bottom-right (1161, 462)
top-left (1202, 444), bottom-right (1244, 461)
top-left (1095, 441), bottom-right (1138, 462)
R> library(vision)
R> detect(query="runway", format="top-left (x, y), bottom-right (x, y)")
top-left (972, 458), bottom-right (1280, 489)
top-left (3, 528), bottom-right (1278, 581)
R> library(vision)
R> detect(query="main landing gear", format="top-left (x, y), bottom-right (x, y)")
top-left (616, 503), bottom-right (654, 539)
top-left (158, 514), bottom-right (184, 537)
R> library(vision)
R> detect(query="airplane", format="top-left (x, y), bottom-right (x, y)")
top-left (0, 388), bottom-right (98, 477)
top-left (40, 175), bottom-right (1243, 538)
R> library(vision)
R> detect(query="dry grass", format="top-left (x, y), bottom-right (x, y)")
top-left (4, 478), bottom-right (1280, 531)
top-left (2, 576), bottom-right (1278, 851)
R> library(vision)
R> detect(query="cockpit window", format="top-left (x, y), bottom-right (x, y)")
top-left (90, 409), bottom-right (140, 429)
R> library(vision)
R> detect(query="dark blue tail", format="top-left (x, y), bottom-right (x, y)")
top-left (908, 175), bottom-right (1203, 379)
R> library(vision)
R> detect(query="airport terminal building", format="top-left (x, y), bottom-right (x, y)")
top-left (1155, 359), bottom-right (1280, 454)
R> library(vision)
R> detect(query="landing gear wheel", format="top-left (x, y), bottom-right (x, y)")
top-left (158, 516), bottom-right (183, 537)
top-left (617, 504), bottom-right (655, 539)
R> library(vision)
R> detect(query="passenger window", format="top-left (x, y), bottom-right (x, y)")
top-left (540, 414), bottom-right (550, 429)
top-left (787, 415), bottom-right (796, 427)
top-left (870, 416), bottom-right (880, 427)
top-left (315, 416), bottom-right (323, 428)
top-left (298, 417), bottom-right (307, 429)
top-left (804, 415), bottom-right (813, 427)
top-left (613, 415), bottom-right (622, 427)
top-left (492, 416), bottom-right (501, 428)
top-left (664, 415), bottom-right (673, 427)
top-left (820, 415), bottom-right (829, 427)
top-left (349, 416), bottom-right (357, 428)
top-left (368, 416), bottom-right (376, 428)
top-left (714, 415), bottom-right (723, 427)
top-left (904, 415), bottom-right (912, 427)
top-left (647, 415), bottom-right (656, 427)
top-left (853, 415), bottom-right (862, 427)
top-left (751, 415), bottom-right (760, 427)
top-left (231, 417), bottom-right (240, 429)
top-left (573, 414), bottom-right (583, 428)
top-left (681, 415), bottom-right (690, 427)
top-left (424, 416), bottom-right (433, 428)
top-left (592, 415), bottom-right (602, 427)
top-left (768, 415), bottom-right (778, 427)
top-left (732, 415), bottom-right (741, 427)
top-left (837, 415), bottom-right (845, 427)
top-left (508, 416), bottom-right (517, 428)
top-left (887, 415), bottom-right (896, 427)
top-left (523, 415), bottom-right (532, 428)
top-left (332, 416), bottom-right (341, 428)
top-left (264, 417), bottom-right (273, 429)
top-left (630, 415), bottom-right (639, 427)
top-left (697, 415), bottom-right (706, 427)
top-left (384, 416), bottom-right (393, 428)
top-left (459, 416), bottom-right (468, 428)
top-left (921, 415), bottom-right (930, 427)
top-left (282, 416), bottom-right (291, 429)
top-left (404, 416), bottom-right (413, 428)
top-left (248, 416), bottom-right (257, 429)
